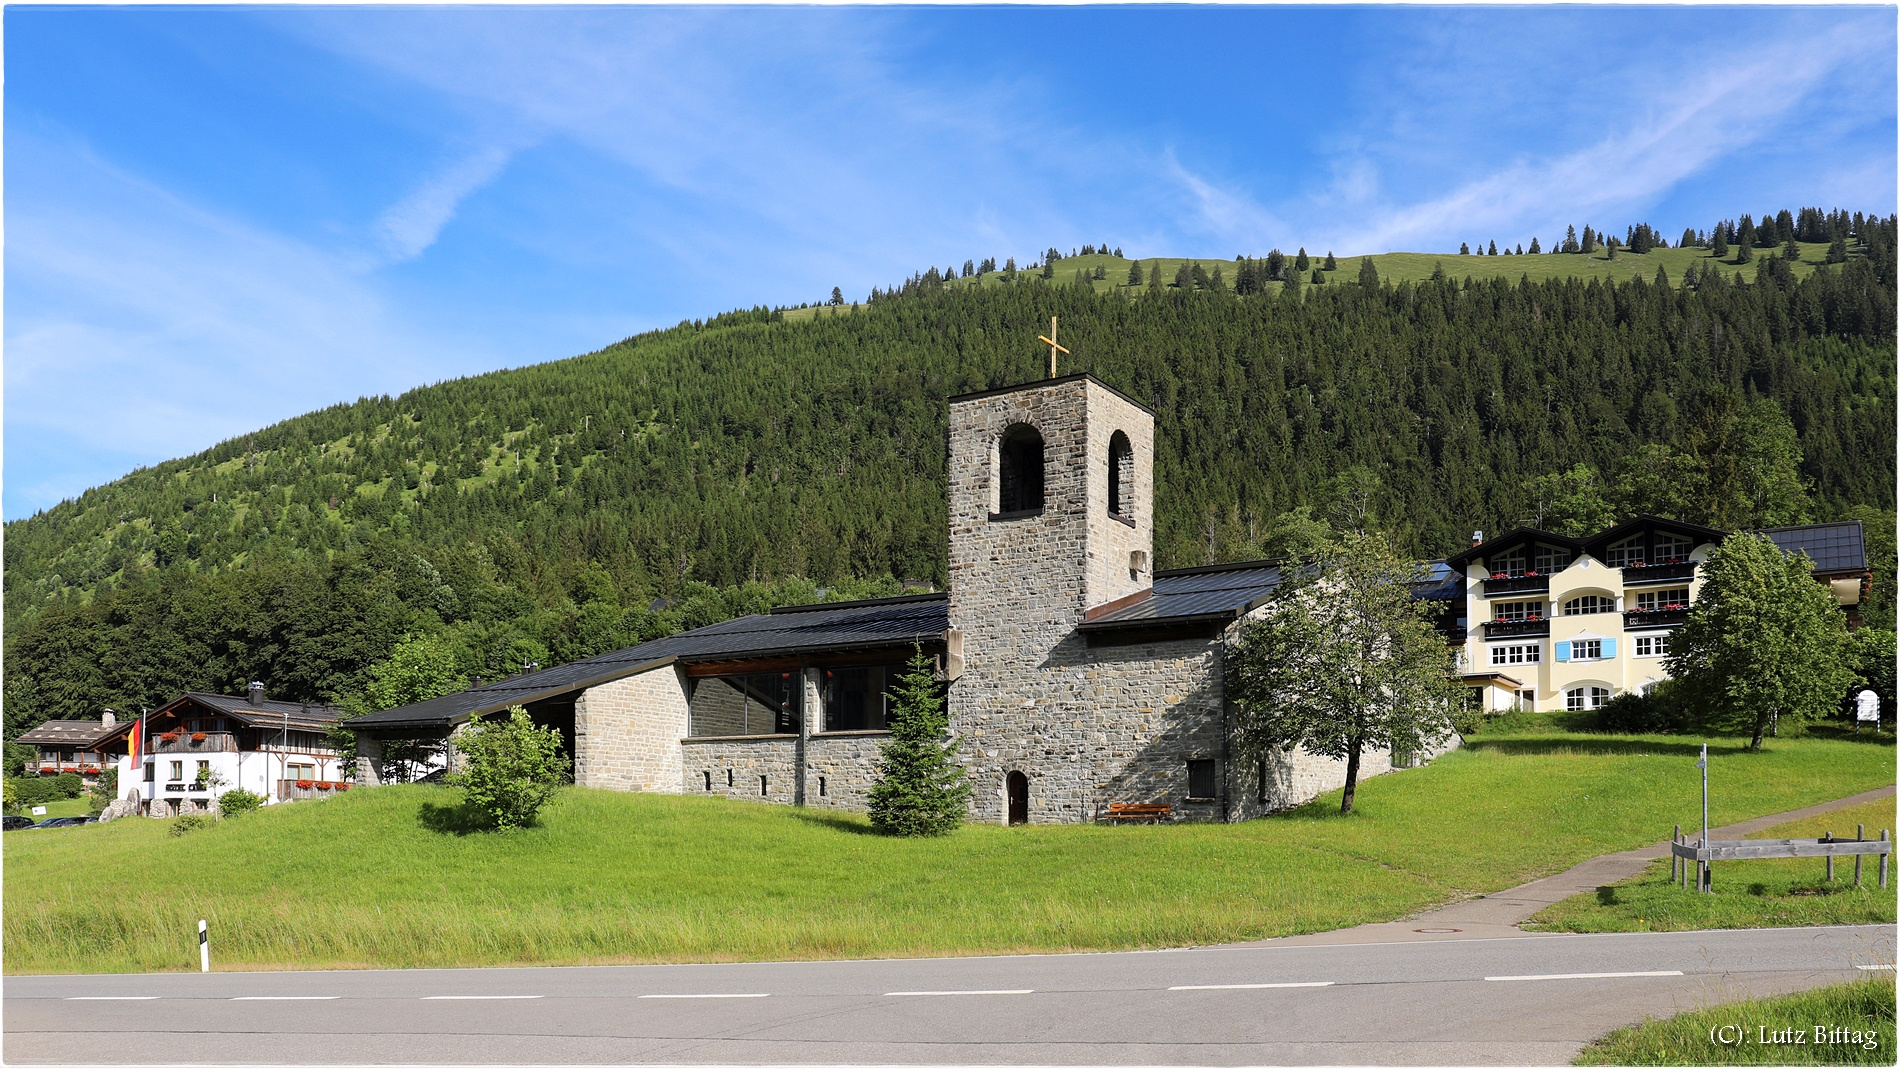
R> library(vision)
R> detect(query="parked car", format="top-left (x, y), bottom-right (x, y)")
top-left (2, 815), bottom-right (36, 831)
top-left (28, 816), bottom-right (93, 829)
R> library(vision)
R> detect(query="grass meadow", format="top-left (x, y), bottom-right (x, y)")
top-left (779, 242), bottom-right (1841, 320)
top-left (1528, 795), bottom-right (1898, 935)
top-left (1573, 975), bottom-right (1895, 1066)
top-left (4, 723), bottom-right (1890, 974)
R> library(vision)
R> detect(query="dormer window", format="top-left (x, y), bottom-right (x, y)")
top-left (1653, 532), bottom-right (1692, 563)
top-left (1533, 544), bottom-right (1571, 573)
top-left (997, 424), bottom-right (1045, 514)
top-left (1107, 431), bottom-right (1133, 521)
top-left (1605, 535), bottom-right (1644, 568)
top-left (1489, 548), bottom-right (1527, 577)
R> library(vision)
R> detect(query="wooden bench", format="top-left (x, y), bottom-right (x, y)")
top-left (1105, 803), bottom-right (1172, 822)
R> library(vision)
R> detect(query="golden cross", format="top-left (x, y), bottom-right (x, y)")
top-left (1036, 316), bottom-right (1069, 378)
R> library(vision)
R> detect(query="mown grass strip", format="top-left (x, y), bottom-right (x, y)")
top-left (1573, 976), bottom-right (1896, 1065)
top-left (5, 729), bottom-right (1889, 974)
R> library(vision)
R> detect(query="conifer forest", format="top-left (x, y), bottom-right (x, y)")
top-left (5, 211), bottom-right (1894, 738)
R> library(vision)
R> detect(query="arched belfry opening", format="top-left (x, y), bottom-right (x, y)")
top-left (997, 424), bottom-right (1045, 514)
top-left (1107, 430), bottom-right (1133, 520)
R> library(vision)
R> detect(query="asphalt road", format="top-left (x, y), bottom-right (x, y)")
top-left (5, 924), bottom-right (1892, 1065)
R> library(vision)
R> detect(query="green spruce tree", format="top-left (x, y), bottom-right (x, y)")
top-left (867, 648), bottom-right (972, 836)
top-left (1323, 251), bottom-right (1337, 270)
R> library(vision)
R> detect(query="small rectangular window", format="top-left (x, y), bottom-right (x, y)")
top-left (703, 771), bottom-right (712, 791)
top-left (169, 761), bottom-right (184, 781)
top-left (1256, 760), bottom-right (1267, 804)
top-left (1186, 759), bottom-right (1216, 800)
top-left (1635, 635), bottom-right (1667, 657)
top-left (1518, 690), bottom-right (1535, 711)
top-left (1572, 639), bottom-right (1603, 660)
top-left (818, 776), bottom-right (828, 797)
top-left (726, 768), bottom-right (734, 787)
top-left (760, 775), bottom-right (769, 797)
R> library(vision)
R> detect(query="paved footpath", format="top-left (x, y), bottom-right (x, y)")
top-left (1255, 783), bottom-right (1897, 947)
top-left (4, 789), bottom-right (1894, 1066)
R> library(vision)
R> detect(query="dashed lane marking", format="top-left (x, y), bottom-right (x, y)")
top-left (1485, 971), bottom-right (1683, 982)
top-left (421, 995), bottom-right (544, 1000)
top-left (883, 989), bottom-right (1034, 996)
top-left (637, 994), bottom-right (771, 999)
top-left (1169, 982), bottom-right (1334, 990)
top-left (65, 997), bottom-right (161, 1001)
top-left (231, 996), bottom-right (339, 1001)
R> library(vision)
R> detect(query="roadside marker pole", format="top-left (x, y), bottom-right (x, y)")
top-left (1697, 744), bottom-right (1710, 894)
top-left (199, 920), bottom-right (209, 973)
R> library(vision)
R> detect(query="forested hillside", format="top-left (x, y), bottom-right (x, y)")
top-left (6, 211), bottom-right (1894, 737)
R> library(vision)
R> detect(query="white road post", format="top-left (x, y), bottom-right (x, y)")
top-left (199, 919), bottom-right (209, 972)
top-left (1697, 743), bottom-right (1710, 893)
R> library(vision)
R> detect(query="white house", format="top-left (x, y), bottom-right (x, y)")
top-left (118, 684), bottom-right (347, 817)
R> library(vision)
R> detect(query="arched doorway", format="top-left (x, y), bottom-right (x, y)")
top-left (1006, 771), bottom-right (1029, 825)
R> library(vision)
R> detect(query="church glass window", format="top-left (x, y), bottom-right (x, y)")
top-left (1107, 431), bottom-right (1133, 519)
top-left (687, 672), bottom-right (803, 737)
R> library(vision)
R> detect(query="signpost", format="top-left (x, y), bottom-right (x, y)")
top-left (1857, 689), bottom-right (1881, 735)
top-left (1697, 743), bottom-right (1709, 892)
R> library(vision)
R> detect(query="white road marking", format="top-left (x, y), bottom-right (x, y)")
top-left (883, 989), bottom-right (1033, 996)
top-left (1485, 971), bottom-right (1683, 982)
top-left (1169, 982), bottom-right (1334, 990)
top-left (637, 993), bottom-right (771, 999)
top-left (1858, 964), bottom-right (1896, 971)
top-left (65, 996), bottom-right (160, 1001)
top-left (231, 996), bottom-right (339, 1001)
top-left (421, 995), bottom-right (544, 1000)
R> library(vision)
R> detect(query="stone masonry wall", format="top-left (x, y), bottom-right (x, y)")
top-left (803, 732), bottom-right (892, 812)
top-left (679, 738), bottom-right (800, 803)
top-left (574, 664), bottom-right (690, 793)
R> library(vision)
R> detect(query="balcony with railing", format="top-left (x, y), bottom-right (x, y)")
top-left (1481, 572), bottom-right (1551, 597)
top-left (1482, 618), bottom-right (1550, 639)
top-left (1621, 560), bottom-right (1696, 585)
top-left (276, 779), bottom-right (348, 801)
top-left (33, 756), bottom-right (110, 778)
top-left (149, 731), bottom-right (239, 754)
top-left (1623, 607), bottom-right (1690, 630)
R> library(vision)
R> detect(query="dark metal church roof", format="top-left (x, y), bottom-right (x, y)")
top-left (346, 594), bottom-right (950, 730)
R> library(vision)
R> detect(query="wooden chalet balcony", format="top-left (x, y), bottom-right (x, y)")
top-left (1482, 618), bottom-right (1550, 639)
top-left (1481, 573), bottom-right (1551, 597)
top-left (1622, 561), bottom-right (1696, 585)
top-left (276, 779), bottom-right (347, 801)
top-left (1623, 607), bottom-right (1690, 630)
top-left (150, 731), bottom-right (238, 754)
top-left (34, 758), bottom-right (109, 777)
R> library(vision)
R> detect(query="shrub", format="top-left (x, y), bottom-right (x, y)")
top-left (1598, 682), bottom-right (1695, 734)
top-left (86, 768), bottom-right (119, 815)
top-left (170, 814), bottom-right (209, 837)
top-left (11, 773), bottom-right (84, 808)
top-left (450, 707), bottom-right (570, 830)
top-left (217, 789), bottom-right (264, 816)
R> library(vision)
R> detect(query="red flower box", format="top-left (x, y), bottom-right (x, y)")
top-left (160, 732), bottom-right (180, 743)
top-left (337, 782), bottom-right (352, 792)
top-left (295, 779), bottom-right (314, 790)
top-left (82, 766), bottom-right (102, 775)
top-left (1489, 572), bottom-right (1508, 580)
top-left (316, 781), bottom-right (333, 790)
top-left (191, 732), bottom-right (207, 742)
top-left (39, 766), bottom-right (57, 775)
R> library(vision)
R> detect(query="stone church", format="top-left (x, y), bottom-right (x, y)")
top-left (348, 373), bottom-right (1444, 823)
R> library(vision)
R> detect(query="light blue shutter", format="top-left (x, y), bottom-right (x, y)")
top-left (1601, 637), bottom-right (1617, 659)
top-left (1555, 641), bottom-right (1571, 662)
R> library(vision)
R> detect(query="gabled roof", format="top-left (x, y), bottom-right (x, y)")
top-left (1445, 527), bottom-right (1581, 570)
top-left (14, 720), bottom-right (128, 747)
top-left (346, 593), bottom-right (951, 730)
top-left (1756, 521), bottom-right (1866, 574)
top-left (947, 372), bottom-right (1155, 416)
top-left (153, 693), bottom-right (344, 733)
top-left (1581, 515), bottom-right (1727, 560)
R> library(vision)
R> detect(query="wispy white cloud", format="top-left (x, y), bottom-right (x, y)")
top-left (373, 144), bottom-right (515, 263)
top-left (1320, 29), bottom-right (1862, 255)
top-left (4, 127), bottom-right (496, 513)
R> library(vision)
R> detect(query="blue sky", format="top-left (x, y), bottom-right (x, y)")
top-left (6, 5), bottom-right (1894, 520)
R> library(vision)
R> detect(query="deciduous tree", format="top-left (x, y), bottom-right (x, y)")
top-left (451, 706), bottom-right (570, 829)
top-left (1667, 534), bottom-right (1856, 749)
top-left (1228, 532), bottom-right (1465, 815)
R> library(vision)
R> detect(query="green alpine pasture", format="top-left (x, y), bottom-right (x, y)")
top-left (1574, 975), bottom-right (1895, 1066)
top-left (1528, 794), bottom-right (1898, 935)
top-left (5, 723), bottom-right (1890, 974)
